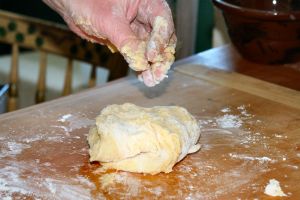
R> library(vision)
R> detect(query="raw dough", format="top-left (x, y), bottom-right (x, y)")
top-left (88, 103), bottom-right (201, 175)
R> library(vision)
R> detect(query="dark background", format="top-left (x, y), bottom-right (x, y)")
top-left (0, 0), bottom-right (64, 54)
top-left (0, 0), bottom-right (64, 23)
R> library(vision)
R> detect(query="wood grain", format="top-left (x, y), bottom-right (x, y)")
top-left (175, 64), bottom-right (300, 110)
top-left (0, 66), bottom-right (300, 199)
top-left (174, 45), bottom-right (300, 91)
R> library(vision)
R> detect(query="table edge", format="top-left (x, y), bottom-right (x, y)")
top-left (175, 64), bottom-right (300, 110)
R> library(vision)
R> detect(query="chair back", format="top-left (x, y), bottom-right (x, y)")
top-left (0, 10), bottom-right (128, 111)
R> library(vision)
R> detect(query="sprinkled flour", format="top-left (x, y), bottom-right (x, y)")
top-left (0, 160), bottom-right (95, 200)
top-left (229, 153), bottom-right (275, 164)
top-left (0, 112), bottom-right (96, 199)
top-left (56, 114), bottom-right (94, 133)
top-left (198, 105), bottom-right (255, 130)
top-left (221, 107), bottom-right (231, 113)
top-left (216, 114), bottom-right (243, 129)
top-left (99, 173), bottom-right (142, 196)
top-left (0, 142), bottom-right (31, 158)
top-left (98, 172), bottom-right (167, 198)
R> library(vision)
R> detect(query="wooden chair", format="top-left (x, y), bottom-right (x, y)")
top-left (0, 10), bottom-right (129, 112)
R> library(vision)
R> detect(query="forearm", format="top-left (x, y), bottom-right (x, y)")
top-left (42, 0), bottom-right (69, 17)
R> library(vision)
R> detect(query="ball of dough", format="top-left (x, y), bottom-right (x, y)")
top-left (88, 103), bottom-right (201, 175)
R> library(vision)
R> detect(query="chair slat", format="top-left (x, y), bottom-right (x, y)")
top-left (8, 43), bottom-right (19, 111)
top-left (35, 51), bottom-right (47, 103)
top-left (62, 58), bottom-right (73, 96)
top-left (88, 65), bottom-right (97, 88)
top-left (107, 54), bottom-right (128, 81)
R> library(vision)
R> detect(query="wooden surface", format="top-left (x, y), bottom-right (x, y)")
top-left (1, 62), bottom-right (300, 199)
top-left (174, 45), bottom-right (300, 91)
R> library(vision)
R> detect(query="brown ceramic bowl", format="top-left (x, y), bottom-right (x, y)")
top-left (213, 0), bottom-right (300, 64)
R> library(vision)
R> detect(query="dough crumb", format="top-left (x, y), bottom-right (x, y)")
top-left (100, 174), bottom-right (116, 189)
top-left (264, 179), bottom-right (287, 197)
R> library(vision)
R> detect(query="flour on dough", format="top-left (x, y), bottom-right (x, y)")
top-left (88, 103), bottom-right (201, 175)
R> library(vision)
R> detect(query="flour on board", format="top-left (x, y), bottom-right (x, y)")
top-left (0, 142), bottom-right (31, 158)
top-left (196, 104), bottom-right (295, 198)
top-left (57, 114), bottom-right (94, 133)
top-left (216, 114), bottom-right (243, 129)
top-left (0, 160), bottom-right (95, 200)
top-left (198, 105), bottom-right (255, 129)
top-left (99, 172), bottom-right (168, 197)
top-left (229, 153), bottom-right (275, 164)
top-left (0, 112), bottom-right (96, 199)
top-left (221, 107), bottom-right (231, 113)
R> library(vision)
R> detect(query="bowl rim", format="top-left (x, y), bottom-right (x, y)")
top-left (212, 0), bottom-right (300, 20)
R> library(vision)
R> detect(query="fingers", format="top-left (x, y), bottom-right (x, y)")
top-left (138, 57), bottom-right (173, 87)
top-left (114, 0), bottom-right (177, 83)
top-left (138, 49), bottom-right (175, 87)
top-left (146, 16), bottom-right (174, 62)
top-left (120, 39), bottom-right (150, 71)
top-left (133, 0), bottom-right (176, 86)
top-left (141, 32), bottom-right (176, 86)
top-left (143, 0), bottom-right (176, 63)
top-left (138, 70), bottom-right (157, 87)
top-left (117, 1), bottom-right (176, 85)
top-left (139, 55), bottom-right (174, 87)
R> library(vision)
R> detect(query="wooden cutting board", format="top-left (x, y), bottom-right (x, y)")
top-left (1, 64), bottom-right (300, 199)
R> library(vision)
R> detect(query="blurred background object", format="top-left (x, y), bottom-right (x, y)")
top-left (213, 0), bottom-right (300, 64)
top-left (0, 8), bottom-right (128, 112)
top-left (0, 0), bottom-right (64, 55)
top-left (167, 0), bottom-right (229, 59)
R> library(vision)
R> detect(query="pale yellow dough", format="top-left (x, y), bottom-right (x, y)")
top-left (88, 103), bottom-right (201, 175)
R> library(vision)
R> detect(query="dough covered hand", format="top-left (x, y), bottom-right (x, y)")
top-left (43, 0), bottom-right (177, 86)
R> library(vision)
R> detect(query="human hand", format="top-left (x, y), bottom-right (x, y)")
top-left (43, 0), bottom-right (177, 87)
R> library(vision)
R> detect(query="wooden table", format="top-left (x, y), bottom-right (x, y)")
top-left (174, 45), bottom-right (300, 91)
top-left (1, 45), bottom-right (300, 199)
